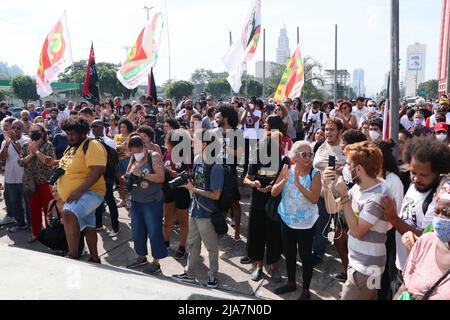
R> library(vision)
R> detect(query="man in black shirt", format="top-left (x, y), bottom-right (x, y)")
top-left (0, 102), bottom-right (12, 122)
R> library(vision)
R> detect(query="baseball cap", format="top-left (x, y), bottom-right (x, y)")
top-left (434, 122), bottom-right (448, 133)
top-left (439, 97), bottom-right (449, 105)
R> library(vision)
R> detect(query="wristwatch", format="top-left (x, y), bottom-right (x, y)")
top-left (140, 172), bottom-right (146, 179)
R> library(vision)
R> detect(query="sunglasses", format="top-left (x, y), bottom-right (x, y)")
top-left (298, 152), bottom-right (314, 159)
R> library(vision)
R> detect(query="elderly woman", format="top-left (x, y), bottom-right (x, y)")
top-left (394, 175), bottom-right (450, 300)
top-left (271, 141), bottom-right (322, 300)
top-left (19, 124), bottom-right (56, 243)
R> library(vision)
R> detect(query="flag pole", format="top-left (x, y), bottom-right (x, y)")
top-left (165, 0), bottom-right (172, 100)
top-left (334, 24), bottom-right (338, 103)
top-left (229, 31), bottom-right (233, 98)
top-left (389, 0), bottom-right (400, 144)
top-left (64, 11), bottom-right (77, 102)
top-left (262, 28), bottom-right (266, 99)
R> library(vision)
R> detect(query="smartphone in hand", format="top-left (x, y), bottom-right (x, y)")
top-left (328, 155), bottom-right (336, 171)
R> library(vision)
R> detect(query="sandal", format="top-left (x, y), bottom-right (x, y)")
top-left (27, 234), bottom-right (39, 243)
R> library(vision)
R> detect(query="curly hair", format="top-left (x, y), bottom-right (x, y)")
top-left (60, 116), bottom-right (90, 135)
top-left (404, 137), bottom-right (450, 175)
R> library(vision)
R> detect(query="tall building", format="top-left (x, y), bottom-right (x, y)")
top-left (438, 0), bottom-right (450, 95)
top-left (276, 25), bottom-right (291, 65)
top-left (255, 61), bottom-right (282, 79)
top-left (352, 69), bottom-right (366, 97)
top-left (322, 69), bottom-right (351, 97)
top-left (405, 43), bottom-right (427, 97)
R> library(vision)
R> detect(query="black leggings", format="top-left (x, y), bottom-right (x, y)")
top-left (281, 221), bottom-right (315, 290)
top-left (95, 183), bottom-right (120, 232)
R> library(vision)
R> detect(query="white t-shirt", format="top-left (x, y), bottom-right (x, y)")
top-left (428, 112), bottom-right (450, 127)
top-left (352, 106), bottom-right (369, 124)
top-left (1, 135), bottom-right (30, 184)
top-left (400, 115), bottom-right (415, 131)
top-left (243, 110), bottom-right (262, 140)
top-left (57, 109), bottom-right (70, 122)
top-left (395, 184), bottom-right (436, 271)
top-left (384, 173), bottom-right (404, 217)
top-left (302, 111), bottom-right (327, 137)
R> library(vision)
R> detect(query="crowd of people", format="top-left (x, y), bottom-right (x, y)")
top-left (0, 92), bottom-right (449, 300)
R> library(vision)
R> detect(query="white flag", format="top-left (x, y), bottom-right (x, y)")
top-left (222, 0), bottom-right (261, 93)
top-left (37, 12), bottom-right (73, 98)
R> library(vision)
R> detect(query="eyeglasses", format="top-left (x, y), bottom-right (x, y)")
top-left (436, 131), bottom-right (447, 135)
top-left (298, 152), bottom-right (314, 159)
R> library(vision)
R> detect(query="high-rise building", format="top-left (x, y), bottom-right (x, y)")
top-left (352, 69), bottom-right (366, 97)
top-left (438, 0), bottom-right (450, 95)
top-left (322, 69), bottom-right (351, 97)
top-left (276, 25), bottom-right (291, 66)
top-left (405, 43), bottom-right (427, 97)
top-left (255, 61), bottom-right (282, 79)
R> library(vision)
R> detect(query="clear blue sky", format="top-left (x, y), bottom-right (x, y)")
top-left (0, 0), bottom-right (442, 95)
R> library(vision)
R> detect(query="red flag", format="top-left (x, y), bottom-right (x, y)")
top-left (83, 42), bottom-right (100, 105)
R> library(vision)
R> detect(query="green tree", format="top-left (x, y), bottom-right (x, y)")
top-left (0, 90), bottom-right (8, 101)
top-left (239, 77), bottom-right (263, 98)
top-left (266, 65), bottom-right (285, 97)
top-left (59, 61), bottom-right (137, 99)
top-left (11, 75), bottom-right (39, 103)
top-left (303, 82), bottom-right (325, 101)
top-left (205, 78), bottom-right (230, 99)
top-left (190, 69), bottom-right (214, 86)
top-left (163, 80), bottom-right (195, 102)
top-left (418, 80), bottom-right (438, 100)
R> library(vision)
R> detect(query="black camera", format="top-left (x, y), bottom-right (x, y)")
top-left (125, 174), bottom-right (142, 193)
top-left (49, 167), bottom-right (66, 185)
top-left (168, 171), bottom-right (192, 190)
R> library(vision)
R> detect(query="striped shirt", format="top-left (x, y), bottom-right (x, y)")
top-left (348, 181), bottom-right (392, 276)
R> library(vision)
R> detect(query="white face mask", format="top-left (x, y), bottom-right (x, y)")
top-left (369, 130), bottom-right (381, 141)
top-left (437, 133), bottom-right (447, 142)
top-left (342, 164), bottom-right (360, 185)
top-left (158, 107), bottom-right (163, 113)
top-left (368, 107), bottom-right (377, 114)
top-left (134, 152), bottom-right (145, 162)
top-left (414, 118), bottom-right (422, 125)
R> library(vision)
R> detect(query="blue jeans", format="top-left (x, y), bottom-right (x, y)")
top-left (312, 197), bottom-right (330, 258)
top-left (4, 183), bottom-right (26, 225)
top-left (130, 198), bottom-right (167, 260)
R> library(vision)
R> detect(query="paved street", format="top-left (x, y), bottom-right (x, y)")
top-left (0, 174), bottom-right (343, 300)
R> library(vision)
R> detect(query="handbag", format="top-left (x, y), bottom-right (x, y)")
top-left (265, 195), bottom-right (282, 222)
top-left (193, 195), bottom-right (228, 236)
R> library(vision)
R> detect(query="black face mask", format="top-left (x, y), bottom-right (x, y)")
top-left (30, 132), bottom-right (42, 141)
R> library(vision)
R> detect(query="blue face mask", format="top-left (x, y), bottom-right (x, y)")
top-left (433, 216), bottom-right (450, 243)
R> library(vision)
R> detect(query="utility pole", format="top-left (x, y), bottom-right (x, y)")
top-left (143, 5), bottom-right (153, 21)
top-left (389, 0), bottom-right (400, 143)
top-left (334, 24), bottom-right (338, 103)
top-left (262, 28), bottom-right (266, 99)
top-left (229, 31), bottom-right (233, 98)
top-left (165, 0), bottom-right (172, 100)
top-left (144, 5), bottom-right (154, 99)
top-left (297, 26), bottom-right (300, 45)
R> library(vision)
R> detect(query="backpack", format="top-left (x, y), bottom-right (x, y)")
top-left (202, 163), bottom-right (239, 213)
top-left (83, 138), bottom-right (119, 183)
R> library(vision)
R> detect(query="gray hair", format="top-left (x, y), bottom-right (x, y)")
top-left (12, 119), bottom-right (24, 129)
top-left (289, 140), bottom-right (313, 159)
top-left (1, 117), bottom-right (15, 131)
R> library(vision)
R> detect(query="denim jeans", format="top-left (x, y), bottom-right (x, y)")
top-left (312, 197), bottom-right (330, 258)
top-left (4, 183), bottom-right (26, 226)
top-left (95, 183), bottom-right (119, 232)
top-left (130, 198), bottom-right (167, 260)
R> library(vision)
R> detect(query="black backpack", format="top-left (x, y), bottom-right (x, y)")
top-left (203, 163), bottom-right (239, 213)
top-left (83, 138), bottom-right (119, 183)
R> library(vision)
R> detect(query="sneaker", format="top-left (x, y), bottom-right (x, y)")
top-left (172, 272), bottom-right (195, 284)
top-left (298, 289), bottom-right (311, 300)
top-left (274, 284), bottom-right (297, 295)
top-left (331, 272), bottom-right (347, 282)
top-left (95, 226), bottom-right (104, 232)
top-left (207, 276), bottom-right (219, 289)
top-left (142, 263), bottom-right (161, 275)
top-left (174, 247), bottom-right (186, 260)
top-left (108, 229), bottom-right (121, 237)
top-left (231, 218), bottom-right (236, 228)
top-left (250, 268), bottom-right (264, 282)
top-left (240, 256), bottom-right (253, 265)
top-left (0, 216), bottom-right (15, 226)
top-left (271, 270), bottom-right (282, 283)
top-left (126, 257), bottom-right (149, 269)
